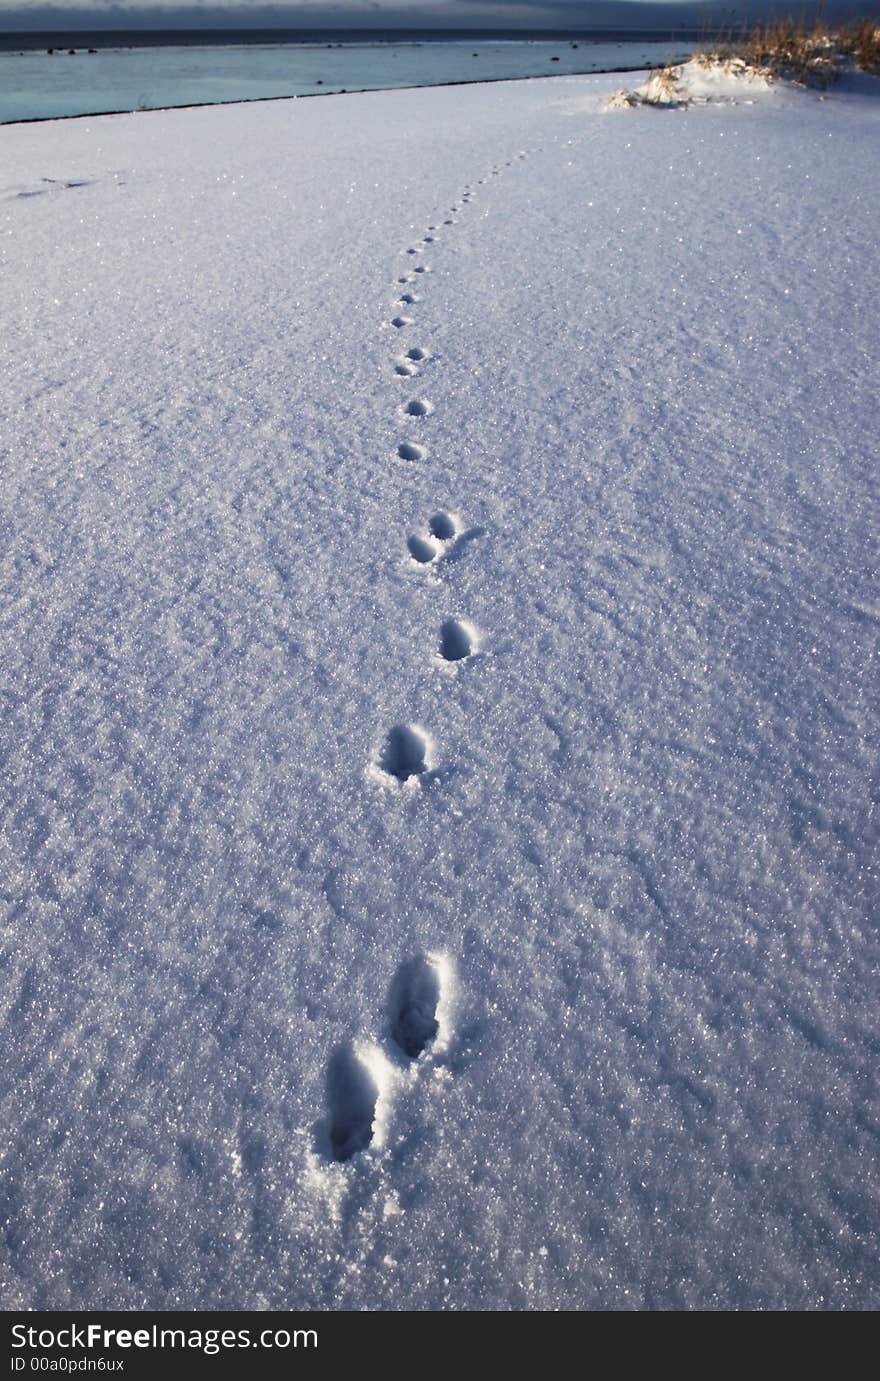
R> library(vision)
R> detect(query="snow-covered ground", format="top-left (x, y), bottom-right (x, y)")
top-left (1, 68), bottom-right (878, 1311)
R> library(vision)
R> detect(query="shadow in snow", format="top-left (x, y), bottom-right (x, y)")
top-left (390, 956), bottom-right (441, 1059)
top-left (380, 725), bottom-right (429, 782)
top-left (324, 1046), bottom-right (378, 1163)
top-left (439, 619), bottom-right (473, 662)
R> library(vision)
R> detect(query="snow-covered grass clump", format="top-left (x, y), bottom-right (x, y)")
top-left (607, 18), bottom-right (880, 109)
top-left (607, 58), bottom-right (775, 110)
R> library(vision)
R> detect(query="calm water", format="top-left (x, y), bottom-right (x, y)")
top-left (0, 30), bottom-right (700, 124)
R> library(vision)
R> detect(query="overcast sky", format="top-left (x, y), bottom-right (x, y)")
top-left (0, 0), bottom-right (858, 30)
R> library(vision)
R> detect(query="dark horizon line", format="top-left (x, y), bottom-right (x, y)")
top-left (0, 24), bottom-right (718, 41)
top-left (0, 24), bottom-right (705, 31)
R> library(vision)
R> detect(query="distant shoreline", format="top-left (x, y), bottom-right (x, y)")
top-left (0, 31), bottom-right (700, 124)
top-left (0, 65), bottom-right (663, 127)
top-left (0, 27), bottom-right (705, 54)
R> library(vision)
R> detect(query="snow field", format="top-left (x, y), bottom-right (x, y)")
top-left (1, 70), bottom-right (878, 1309)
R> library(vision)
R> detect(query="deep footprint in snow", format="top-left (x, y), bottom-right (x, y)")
top-left (325, 1046), bottom-right (379, 1162)
top-left (403, 398), bottom-right (433, 417)
top-left (428, 511), bottom-right (456, 541)
top-left (408, 534), bottom-right (440, 564)
top-left (408, 512), bottom-right (455, 565)
top-left (406, 346), bottom-right (429, 362)
top-left (391, 316), bottom-right (413, 329)
top-left (379, 724), bottom-right (430, 782)
top-left (390, 956), bottom-right (442, 1059)
top-left (398, 441), bottom-right (426, 462)
top-left (439, 618), bottom-right (475, 662)
top-left (395, 361), bottom-right (418, 377)
top-left (398, 292), bottom-right (420, 305)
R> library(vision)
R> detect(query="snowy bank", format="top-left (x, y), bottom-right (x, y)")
top-left (606, 57), bottom-right (774, 109)
top-left (1, 68), bottom-right (879, 1310)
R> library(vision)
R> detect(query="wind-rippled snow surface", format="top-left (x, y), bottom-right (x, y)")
top-left (1, 72), bottom-right (878, 1310)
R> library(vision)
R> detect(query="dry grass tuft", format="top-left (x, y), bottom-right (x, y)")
top-left (700, 15), bottom-right (880, 87)
top-left (840, 18), bottom-right (880, 73)
top-left (642, 64), bottom-right (683, 105)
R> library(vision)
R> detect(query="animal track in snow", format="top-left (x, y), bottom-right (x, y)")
top-left (428, 511), bottom-right (456, 541)
top-left (325, 1046), bottom-right (379, 1162)
top-left (438, 618), bottom-right (477, 663)
top-left (402, 398), bottom-right (433, 417)
top-left (412, 265), bottom-right (429, 275)
top-left (405, 246), bottom-right (421, 256)
top-left (390, 956), bottom-right (442, 1059)
top-left (407, 512), bottom-right (457, 566)
top-left (398, 292), bottom-right (420, 305)
top-left (378, 724), bottom-right (432, 783)
top-left (9, 175), bottom-right (98, 203)
top-left (391, 315), bottom-right (413, 329)
top-left (408, 534), bottom-right (440, 564)
top-left (395, 347), bottom-right (428, 377)
top-left (398, 441), bottom-right (426, 462)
